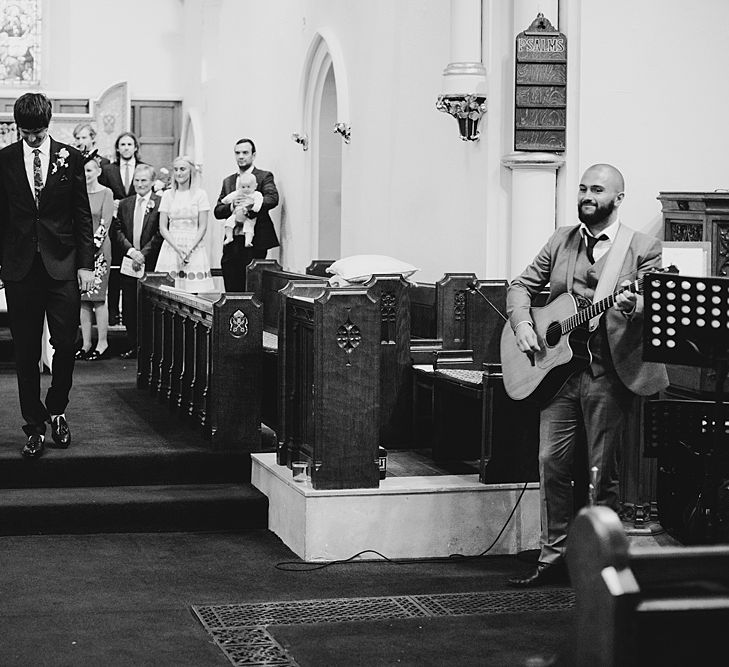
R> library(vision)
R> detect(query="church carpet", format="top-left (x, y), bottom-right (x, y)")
top-left (0, 530), bottom-right (574, 666)
top-left (0, 353), bottom-right (275, 535)
top-left (0, 345), bottom-right (579, 665)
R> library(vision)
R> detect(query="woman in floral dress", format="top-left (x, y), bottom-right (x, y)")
top-left (76, 155), bottom-right (114, 360)
top-left (154, 155), bottom-right (215, 292)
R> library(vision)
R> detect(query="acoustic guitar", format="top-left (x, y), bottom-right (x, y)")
top-left (500, 266), bottom-right (677, 405)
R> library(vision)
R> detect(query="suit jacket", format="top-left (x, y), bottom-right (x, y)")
top-left (213, 167), bottom-right (279, 250)
top-left (99, 160), bottom-right (144, 200)
top-left (111, 192), bottom-right (163, 271)
top-left (0, 139), bottom-right (94, 281)
top-left (506, 222), bottom-right (669, 396)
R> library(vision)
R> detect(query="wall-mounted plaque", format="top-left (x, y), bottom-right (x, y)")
top-left (514, 13), bottom-right (566, 152)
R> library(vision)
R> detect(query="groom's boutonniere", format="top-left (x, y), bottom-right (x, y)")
top-left (50, 147), bottom-right (70, 175)
top-left (146, 198), bottom-right (156, 214)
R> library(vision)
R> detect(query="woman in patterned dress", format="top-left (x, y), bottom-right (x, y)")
top-left (154, 155), bottom-right (215, 293)
top-left (76, 155), bottom-right (114, 360)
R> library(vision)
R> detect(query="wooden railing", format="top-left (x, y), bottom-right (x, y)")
top-left (137, 273), bottom-right (263, 450)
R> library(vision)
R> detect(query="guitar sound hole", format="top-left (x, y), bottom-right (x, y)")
top-left (545, 323), bottom-right (561, 347)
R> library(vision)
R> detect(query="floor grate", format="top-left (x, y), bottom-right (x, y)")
top-left (192, 588), bottom-right (574, 666)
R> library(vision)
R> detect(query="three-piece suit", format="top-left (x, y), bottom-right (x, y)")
top-left (507, 222), bottom-right (669, 564)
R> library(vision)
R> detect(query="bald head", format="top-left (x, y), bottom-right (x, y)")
top-left (578, 163), bottom-right (625, 230)
top-left (583, 163), bottom-right (624, 192)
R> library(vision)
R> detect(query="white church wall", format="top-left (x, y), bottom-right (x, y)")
top-left (180, 0), bottom-right (495, 282)
top-left (39, 0), bottom-right (184, 100)
top-left (560, 0), bottom-right (729, 238)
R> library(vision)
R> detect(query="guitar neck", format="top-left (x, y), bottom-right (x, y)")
top-left (562, 276), bottom-right (643, 333)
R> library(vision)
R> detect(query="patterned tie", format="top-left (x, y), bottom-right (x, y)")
top-left (33, 148), bottom-right (43, 206)
top-left (585, 233), bottom-right (608, 264)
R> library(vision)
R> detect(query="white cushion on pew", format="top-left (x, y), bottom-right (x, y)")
top-left (326, 254), bottom-right (419, 286)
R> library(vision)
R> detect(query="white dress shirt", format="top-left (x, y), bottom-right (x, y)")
top-left (580, 218), bottom-right (620, 263)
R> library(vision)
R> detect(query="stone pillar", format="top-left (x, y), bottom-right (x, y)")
top-left (502, 0), bottom-right (563, 278)
top-left (437, 0), bottom-right (488, 141)
top-left (501, 152), bottom-right (565, 278)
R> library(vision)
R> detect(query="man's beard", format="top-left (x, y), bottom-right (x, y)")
top-left (578, 198), bottom-right (615, 225)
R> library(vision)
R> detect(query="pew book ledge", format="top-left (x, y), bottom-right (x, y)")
top-left (251, 453), bottom-right (539, 562)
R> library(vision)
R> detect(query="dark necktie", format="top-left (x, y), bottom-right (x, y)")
top-left (32, 148), bottom-right (43, 206)
top-left (585, 233), bottom-right (608, 264)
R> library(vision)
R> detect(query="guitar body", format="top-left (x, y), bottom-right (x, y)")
top-left (500, 292), bottom-right (592, 405)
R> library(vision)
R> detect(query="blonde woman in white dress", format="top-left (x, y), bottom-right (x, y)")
top-left (154, 155), bottom-right (215, 293)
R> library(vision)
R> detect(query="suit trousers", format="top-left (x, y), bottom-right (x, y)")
top-left (537, 366), bottom-right (635, 565)
top-left (121, 274), bottom-right (139, 350)
top-left (4, 253), bottom-right (81, 435)
top-left (108, 267), bottom-right (121, 321)
top-left (221, 236), bottom-right (267, 292)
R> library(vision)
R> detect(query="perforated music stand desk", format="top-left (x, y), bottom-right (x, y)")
top-left (643, 272), bottom-right (729, 371)
top-left (643, 272), bottom-right (729, 542)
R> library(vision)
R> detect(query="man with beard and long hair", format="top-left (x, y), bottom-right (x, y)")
top-left (504, 163), bottom-right (668, 587)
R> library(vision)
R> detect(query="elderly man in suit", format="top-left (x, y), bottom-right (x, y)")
top-left (214, 138), bottom-right (279, 291)
top-left (0, 92), bottom-right (94, 458)
top-left (505, 163), bottom-right (669, 587)
top-left (111, 164), bottom-right (162, 359)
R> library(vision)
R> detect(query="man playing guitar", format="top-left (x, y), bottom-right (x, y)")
top-left (505, 163), bottom-right (669, 587)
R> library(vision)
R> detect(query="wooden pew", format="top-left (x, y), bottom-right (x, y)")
top-left (410, 273), bottom-right (486, 349)
top-left (567, 506), bottom-right (729, 667)
top-left (246, 259), bottom-right (321, 333)
top-left (244, 260), bottom-right (321, 430)
top-left (246, 261), bottom-right (519, 472)
top-left (247, 260), bottom-right (413, 449)
top-left (137, 273), bottom-right (263, 450)
top-left (277, 279), bottom-right (383, 489)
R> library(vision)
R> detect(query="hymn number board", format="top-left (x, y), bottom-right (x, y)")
top-left (514, 13), bottom-right (567, 152)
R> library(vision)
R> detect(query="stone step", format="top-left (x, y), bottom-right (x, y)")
top-left (0, 482), bottom-right (268, 535)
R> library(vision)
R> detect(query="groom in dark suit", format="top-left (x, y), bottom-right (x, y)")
top-left (0, 92), bottom-right (94, 458)
top-left (111, 163), bottom-right (162, 359)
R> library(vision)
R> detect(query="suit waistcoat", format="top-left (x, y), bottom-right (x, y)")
top-left (571, 244), bottom-right (611, 374)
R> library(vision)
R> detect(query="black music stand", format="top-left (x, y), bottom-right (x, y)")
top-left (643, 272), bottom-right (729, 543)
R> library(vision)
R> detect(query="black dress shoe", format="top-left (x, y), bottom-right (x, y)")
top-left (22, 434), bottom-right (45, 459)
top-left (75, 348), bottom-right (90, 360)
top-left (120, 348), bottom-right (137, 359)
top-left (507, 561), bottom-right (569, 588)
top-left (86, 347), bottom-right (110, 361)
top-left (49, 415), bottom-right (71, 448)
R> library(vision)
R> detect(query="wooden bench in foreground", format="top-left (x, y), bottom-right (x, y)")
top-left (567, 506), bottom-right (729, 666)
